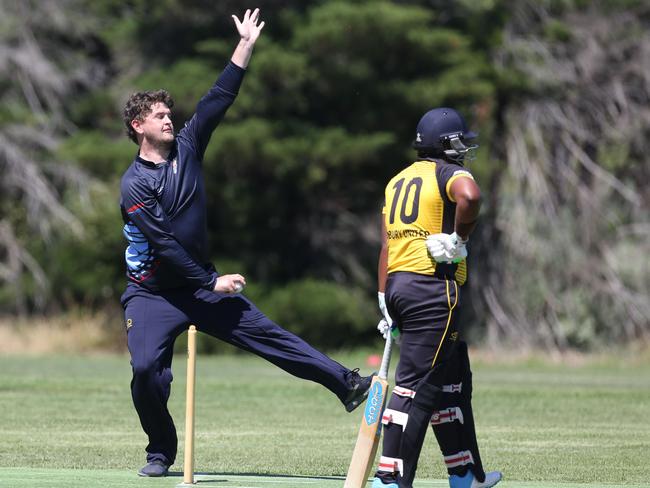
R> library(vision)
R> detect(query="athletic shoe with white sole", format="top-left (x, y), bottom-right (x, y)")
top-left (371, 476), bottom-right (398, 488)
top-left (449, 470), bottom-right (502, 488)
top-left (137, 460), bottom-right (169, 477)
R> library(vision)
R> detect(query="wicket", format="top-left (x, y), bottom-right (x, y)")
top-left (178, 325), bottom-right (197, 486)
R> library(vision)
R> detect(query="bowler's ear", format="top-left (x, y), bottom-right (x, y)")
top-left (131, 118), bottom-right (144, 136)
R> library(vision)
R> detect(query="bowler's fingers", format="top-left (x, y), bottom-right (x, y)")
top-left (226, 274), bottom-right (245, 293)
top-left (232, 8), bottom-right (263, 33)
top-left (231, 8), bottom-right (251, 27)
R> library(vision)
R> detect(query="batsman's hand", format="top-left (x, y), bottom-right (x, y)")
top-left (425, 232), bottom-right (468, 263)
top-left (232, 8), bottom-right (265, 44)
top-left (377, 318), bottom-right (390, 338)
top-left (214, 274), bottom-right (246, 294)
top-left (377, 318), bottom-right (401, 344)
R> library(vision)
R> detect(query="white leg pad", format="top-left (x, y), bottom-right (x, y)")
top-left (431, 406), bottom-right (464, 425)
top-left (378, 456), bottom-right (404, 475)
top-left (444, 450), bottom-right (475, 469)
top-left (393, 385), bottom-right (417, 398)
top-left (381, 408), bottom-right (408, 431)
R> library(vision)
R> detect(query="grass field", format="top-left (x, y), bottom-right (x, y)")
top-left (0, 346), bottom-right (649, 488)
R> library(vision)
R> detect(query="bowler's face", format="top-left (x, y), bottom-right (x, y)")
top-left (137, 102), bottom-right (174, 145)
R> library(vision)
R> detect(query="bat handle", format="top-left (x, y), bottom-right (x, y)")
top-left (378, 334), bottom-right (393, 380)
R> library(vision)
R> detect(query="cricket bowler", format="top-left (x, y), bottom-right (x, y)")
top-left (118, 8), bottom-right (372, 477)
top-left (372, 108), bottom-right (502, 488)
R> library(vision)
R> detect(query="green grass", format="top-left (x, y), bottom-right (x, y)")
top-left (0, 349), bottom-right (648, 487)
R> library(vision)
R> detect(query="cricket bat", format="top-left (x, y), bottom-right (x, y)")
top-left (344, 333), bottom-right (393, 488)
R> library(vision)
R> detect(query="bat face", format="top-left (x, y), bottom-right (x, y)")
top-left (345, 335), bottom-right (393, 488)
top-left (344, 375), bottom-right (389, 488)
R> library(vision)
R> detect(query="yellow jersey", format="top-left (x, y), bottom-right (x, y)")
top-left (382, 159), bottom-right (475, 285)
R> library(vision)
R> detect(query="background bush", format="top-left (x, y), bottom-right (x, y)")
top-left (1, 0), bottom-right (647, 352)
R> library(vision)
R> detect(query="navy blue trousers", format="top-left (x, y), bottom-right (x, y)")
top-left (121, 283), bottom-right (351, 465)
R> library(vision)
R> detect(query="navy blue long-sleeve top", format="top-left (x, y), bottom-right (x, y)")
top-left (119, 61), bottom-right (245, 292)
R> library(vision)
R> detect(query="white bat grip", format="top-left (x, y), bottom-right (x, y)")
top-left (378, 334), bottom-right (393, 380)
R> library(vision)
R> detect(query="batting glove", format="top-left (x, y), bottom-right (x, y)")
top-left (425, 232), bottom-right (468, 263)
top-left (377, 318), bottom-right (391, 338)
top-left (377, 318), bottom-right (401, 344)
top-left (378, 292), bottom-right (393, 327)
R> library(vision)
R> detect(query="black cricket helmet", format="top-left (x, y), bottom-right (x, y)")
top-left (412, 107), bottom-right (478, 163)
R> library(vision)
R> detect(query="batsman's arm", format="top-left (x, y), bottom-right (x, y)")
top-left (378, 216), bottom-right (389, 293)
top-left (449, 176), bottom-right (481, 241)
top-left (377, 212), bottom-right (397, 334)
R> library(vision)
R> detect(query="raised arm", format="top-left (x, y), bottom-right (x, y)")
top-left (179, 8), bottom-right (265, 158)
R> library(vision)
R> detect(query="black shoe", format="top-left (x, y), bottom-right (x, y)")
top-left (343, 368), bottom-right (374, 412)
top-left (137, 460), bottom-right (169, 477)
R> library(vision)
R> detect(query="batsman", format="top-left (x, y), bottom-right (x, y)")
top-left (372, 108), bottom-right (502, 488)
top-left (118, 9), bottom-right (372, 478)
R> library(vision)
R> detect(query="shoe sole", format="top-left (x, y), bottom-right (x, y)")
top-left (345, 388), bottom-right (370, 412)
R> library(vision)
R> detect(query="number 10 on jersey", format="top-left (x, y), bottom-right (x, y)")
top-left (388, 177), bottom-right (423, 225)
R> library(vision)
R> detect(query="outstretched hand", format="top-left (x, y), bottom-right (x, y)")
top-left (232, 8), bottom-right (265, 45)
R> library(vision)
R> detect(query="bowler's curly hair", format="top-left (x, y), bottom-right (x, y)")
top-left (123, 90), bottom-right (174, 144)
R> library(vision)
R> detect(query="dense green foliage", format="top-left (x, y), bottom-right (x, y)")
top-left (1, 0), bottom-right (647, 350)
